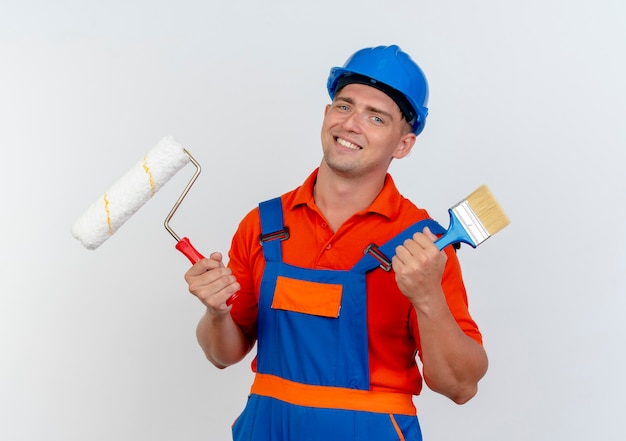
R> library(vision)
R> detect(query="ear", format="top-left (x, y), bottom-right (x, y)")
top-left (392, 132), bottom-right (417, 159)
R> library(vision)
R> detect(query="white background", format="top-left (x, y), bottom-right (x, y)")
top-left (1, 1), bottom-right (625, 440)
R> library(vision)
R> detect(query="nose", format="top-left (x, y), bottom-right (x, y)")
top-left (341, 110), bottom-right (362, 133)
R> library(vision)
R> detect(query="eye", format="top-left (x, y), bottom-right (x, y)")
top-left (371, 115), bottom-right (385, 125)
top-left (331, 100), bottom-right (352, 112)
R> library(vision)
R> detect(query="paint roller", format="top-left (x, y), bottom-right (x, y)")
top-left (71, 135), bottom-right (206, 264)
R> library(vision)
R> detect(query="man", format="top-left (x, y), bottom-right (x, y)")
top-left (185, 45), bottom-right (488, 440)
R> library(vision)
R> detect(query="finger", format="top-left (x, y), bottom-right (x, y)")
top-left (409, 230), bottom-right (438, 250)
top-left (209, 252), bottom-right (225, 267)
top-left (394, 239), bottom-right (413, 263)
top-left (185, 256), bottom-right (226, 284)
top-left (197, 281), bottom-right (240, 312)
top-left (394, 232), bottom-right (438, 266)
top-left (196, 252), bottom-right (225, 271)
top-left (398, 235), bottom-right (428, 256)
top-left (188, 269), bottom-right (239, 303)
top-left (421, 226), bottom-right (439, 242)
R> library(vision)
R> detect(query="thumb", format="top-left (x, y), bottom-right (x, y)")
top-left (209, 251), bottom-right (225, 268)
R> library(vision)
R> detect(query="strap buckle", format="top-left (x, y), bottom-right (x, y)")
top-left (364, 243), bottom-right (392, 272)
top-left (259, 227), bottom-right (290, 245)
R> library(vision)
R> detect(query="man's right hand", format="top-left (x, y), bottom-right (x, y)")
top-left (184, 252), bottom-right (240, 315)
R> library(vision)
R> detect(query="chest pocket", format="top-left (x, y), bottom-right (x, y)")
top-left (272, 276), bottom-right (343, 318)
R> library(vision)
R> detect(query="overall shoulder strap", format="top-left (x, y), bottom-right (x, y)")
top-left (258, 197), bottom-right (288, 262)
top-left (352, 218), bottom-right (446, 273)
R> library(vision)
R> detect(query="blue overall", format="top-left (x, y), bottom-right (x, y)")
top-left (232, 197), bottom-right (445, 441)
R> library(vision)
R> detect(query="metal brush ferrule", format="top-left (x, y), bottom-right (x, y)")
top-left (450, 200), bottom-right (490, 246)
top-left (164, 149), bottom-right (201, 242)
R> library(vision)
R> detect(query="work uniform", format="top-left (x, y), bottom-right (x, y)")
top-left (228, 170), bottom-right (483, 440)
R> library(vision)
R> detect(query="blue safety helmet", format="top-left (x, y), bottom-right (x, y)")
top-left (327, 45), bottom-right (429, 135)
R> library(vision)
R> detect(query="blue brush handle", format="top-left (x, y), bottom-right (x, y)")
top-left (434, 209), bottom-right (478, 250)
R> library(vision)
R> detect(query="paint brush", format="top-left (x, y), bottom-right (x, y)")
top-left (435, 185), bottom-right (510, 250)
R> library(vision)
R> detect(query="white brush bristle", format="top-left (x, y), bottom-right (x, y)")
top-left (71, 136), bottom-right (191, 250)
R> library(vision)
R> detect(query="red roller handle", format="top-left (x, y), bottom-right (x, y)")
top-left (176, 237), bottom-right (205, 264)
top-left (175, 237), bottom-right (239, 306)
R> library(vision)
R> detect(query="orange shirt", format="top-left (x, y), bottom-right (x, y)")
top-left (229, 169), bottom-right (482, 396)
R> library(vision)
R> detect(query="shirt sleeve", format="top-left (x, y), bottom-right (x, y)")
top-left (227, 207), bottom-right (263, 343)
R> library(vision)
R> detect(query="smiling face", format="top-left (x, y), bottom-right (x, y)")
top-left (320, 83), bottom-right (416, 180)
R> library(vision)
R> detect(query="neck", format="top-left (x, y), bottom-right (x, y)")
top-left (313, 163), bottom-right (386, 231)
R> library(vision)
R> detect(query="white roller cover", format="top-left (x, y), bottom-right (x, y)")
top-left (71, 136), bottom-right (190, 250)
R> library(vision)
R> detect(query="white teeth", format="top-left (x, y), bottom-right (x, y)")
top-left (337, 138), bottom-right (360, 150)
